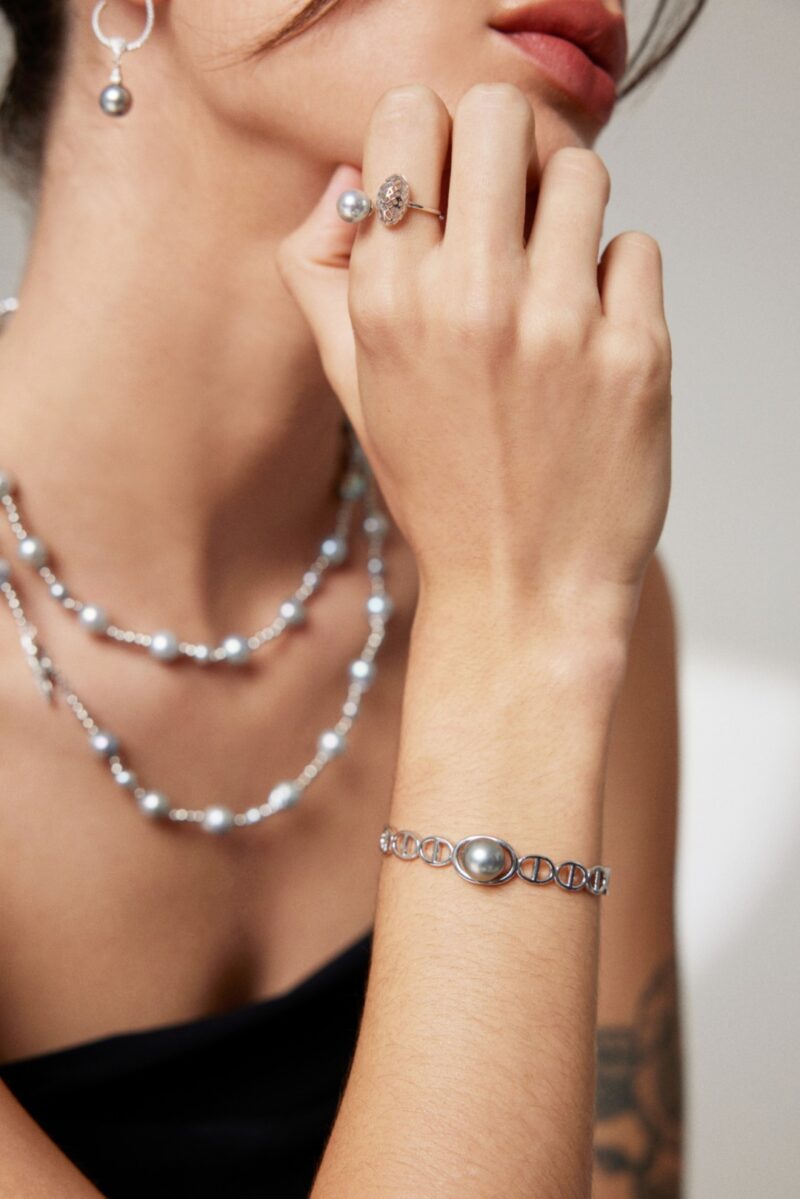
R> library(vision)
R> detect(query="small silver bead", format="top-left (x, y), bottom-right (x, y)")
top-left (18, 536), bottom-right (49, 569)
top-left (336, 188), bottom-right (373, 224)
top-left (339, 471), bottom-right (366, 500)
top-left (138, 790), bottom-right (171, 819)
top-left (222, 635), bottom-right (251, 665)
top-left (462, 838), bottom-right (508, 882)
top-left (366, 594), bottom-right (394, 620)
top-left (320, 536), bottom-right (348, 565)
top-left (89, 729), bottom-right (119, 758)
top-left (318, 729), bottom-right (346, 757)
top-left (0, 469), bottom-right (15, 498)
top-left (0, 558), bottom-right (10, 585)
top-left (79, 604), bottom-right (109, 635)
top-left (149, 630), bottom-right (180, 662)
top-left (279, 599), bottom-right (306, 627)
top-left (49, 581), bottom-right (69, 602)
top-left (192, 644), bottom-right (213, 664)
top-left (100, 83), bottom-right (132, 117)
top-left (367, 557), bottom-right (384, 576)
top-left (363, 513), bottom-right (389, 538)
top-left (268, 780), bottom-right (301, 811)
top-left (114, 769), bottom-right (138, 790)
top-left (202, 805), bottom-right (235, 834)
top-left (349, 658), bottom-right (377, 689)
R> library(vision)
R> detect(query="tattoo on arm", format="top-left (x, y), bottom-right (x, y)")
top-left (593, 953), bottom-right (683, 1197)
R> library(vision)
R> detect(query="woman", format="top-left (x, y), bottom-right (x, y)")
top-left (0, 0), bottom-right (701, 1195)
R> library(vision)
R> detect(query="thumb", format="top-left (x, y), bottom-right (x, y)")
top-left (278, 163), bottom-right (363, 431)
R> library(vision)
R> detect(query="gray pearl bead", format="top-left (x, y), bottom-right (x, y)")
top-left (49, 581), bottom-right (69, 602)
top-left (100, 83), bottom-right (132, 117)
top-left (461, 838), bottom-right (508, 883)
top-left (202, 805), bottom-right (235, 834)
top-left (79, 604), bottom-right (108, 635)
top-left (363, 513), bottom-right (389, 538)
top-left (349, 658), bottom-right (376, 689)
top-left (114, 769), bottom-right (138, 790)
top-left (320, 536), bottom-right (348, 565)
top-left (318, 729), bottom-right (346, 757)
top-left (222, 635), bottom-right (251, 665)
top-left (150, 630), bottom-right (180, 662)
top-left (89, 729), bottom-right (119, 758)
top-left (18, 536), bottom-right (49, 569)
top-left (268, 780), bottom-right (301, 811)
top-left (0, 558), bottom-right (10, 586)
top-left (279, 598), bottom-right (306, 627)
top-left (366, 594), bottom-right (394, 620)
top-left (336, 188), bottom-right (373, 224)
top-left (138, 790), bottom-right (171, 819)
top-left (339, 471), bottom-right (366, 500)
top-left (0, 468), bottom-right (14, 498)
top-left (192, 644), bottom-right (213, 664)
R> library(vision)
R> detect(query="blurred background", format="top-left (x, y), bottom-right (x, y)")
top-left (1, 1), bottom-right (797, 1194)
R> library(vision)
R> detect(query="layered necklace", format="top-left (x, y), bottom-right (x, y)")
top-left (0, 425), bottom-right (394, 835)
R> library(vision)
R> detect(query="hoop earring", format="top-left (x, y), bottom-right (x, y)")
top-left (91, 0), bottom-right (155, 117)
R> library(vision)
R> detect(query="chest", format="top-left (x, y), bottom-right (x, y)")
top-left (0, 633), bottom-right (404, 1061)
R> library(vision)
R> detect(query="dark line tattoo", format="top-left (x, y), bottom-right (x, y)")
top-left (593, 953), bottom-right (683, 1197)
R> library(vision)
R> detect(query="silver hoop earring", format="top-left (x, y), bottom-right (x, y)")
top-left (91, 0), bottom-right (155, 117)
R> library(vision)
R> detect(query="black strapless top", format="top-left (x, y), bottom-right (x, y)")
top-left (0, 930), bottom-right (374, 1198)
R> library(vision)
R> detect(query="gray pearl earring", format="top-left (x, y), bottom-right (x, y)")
top-left (91, 0), bottom-right (155, 117)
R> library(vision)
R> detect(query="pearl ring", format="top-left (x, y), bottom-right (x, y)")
top-left (337, 174), bottom-right (444, 227)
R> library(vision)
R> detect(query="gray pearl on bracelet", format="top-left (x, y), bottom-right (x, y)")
top-left (461, 838), bottom-right (508, 883)
top-left (79, 604), bottom-right (108, 635)
top-left (0, 558), bottom-right (10, 586)
top-left (150, 630), bottom-right (180, 661)
top-left (366, 594), bottom-right (393, 620)
top-left (202, 805), bottom-right (235, 834)
top-left (0, 469), bottom-right (15, 498)
top-left (18, 536), bottom-right (48, 569)
top-left (114, 770), bottom-right (138, 790)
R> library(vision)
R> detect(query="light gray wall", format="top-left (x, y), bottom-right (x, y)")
top-left (0, 2), bottom-right (797, 1194)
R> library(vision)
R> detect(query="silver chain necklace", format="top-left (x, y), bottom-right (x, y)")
top-left (0, 424), bottom-right (394, 834)
top-left (0, 441), bottom-right (370, 667)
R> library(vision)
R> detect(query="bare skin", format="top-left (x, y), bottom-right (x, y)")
top-left (0, 0), bottom-right (681, 1195)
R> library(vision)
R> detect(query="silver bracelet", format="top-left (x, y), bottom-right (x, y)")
top-left (379, 826), bottom-right (611, 896)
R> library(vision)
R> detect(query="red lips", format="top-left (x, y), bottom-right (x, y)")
top-left (490, 0), bottom-right (628, 122)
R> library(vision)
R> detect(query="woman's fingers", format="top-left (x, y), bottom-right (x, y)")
top-left (352, 84), bottom-right (450, 269)
top-left (598, 231), bottom-right (667, 326)
top-left (444, 83), bottom-right (537, 258)
top-left (527, 147), bottom-right (610, 304)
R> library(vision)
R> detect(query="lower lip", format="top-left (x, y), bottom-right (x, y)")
top-left (497, 30), bottom-right (617, 124)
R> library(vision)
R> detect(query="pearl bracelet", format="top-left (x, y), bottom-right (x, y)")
top-left (379, 826), bottom-right (611, 896)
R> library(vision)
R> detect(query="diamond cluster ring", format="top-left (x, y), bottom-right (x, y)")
top-left (336, 174), bottom-right (444, 227)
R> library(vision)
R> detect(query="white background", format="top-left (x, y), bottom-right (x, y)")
top-left (1, 2), bottom-right (798, 1194)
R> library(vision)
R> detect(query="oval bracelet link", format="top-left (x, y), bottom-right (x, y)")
top-left (379, 825), bottom-right (611, 896)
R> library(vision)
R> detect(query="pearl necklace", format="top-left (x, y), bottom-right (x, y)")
top-left (0, 444), bottom-right (394, 835)
top-left (0, 442), bottom-right (370, 667)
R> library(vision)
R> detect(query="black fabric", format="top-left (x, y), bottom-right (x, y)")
top-left (0, 929), bottom-right (374, 1198)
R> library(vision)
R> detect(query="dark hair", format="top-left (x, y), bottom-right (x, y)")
top-left (0, 0), bottom-right (708, 185)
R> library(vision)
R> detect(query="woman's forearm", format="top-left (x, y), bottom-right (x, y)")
top-left (310, 597), bottom-right (628, 1198)
top-left (0, 1084), bottom-right (104, 1198)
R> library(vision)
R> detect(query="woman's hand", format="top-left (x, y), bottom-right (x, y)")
top-left (278, 82), bottom-right (671, 636)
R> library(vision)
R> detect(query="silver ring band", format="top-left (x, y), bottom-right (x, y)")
top-left (379, 825), bottom-right (611, 896)
top-left (337, 174), bottom-right (444, 227)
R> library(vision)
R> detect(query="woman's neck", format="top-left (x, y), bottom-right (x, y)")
top-left (0, 64), bottom-right (350, 634)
